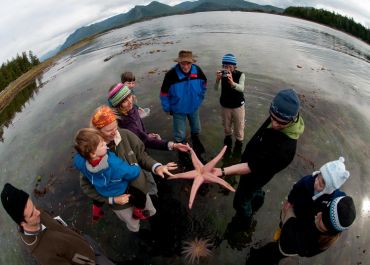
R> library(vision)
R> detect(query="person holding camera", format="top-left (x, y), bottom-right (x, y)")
top-left (215, 54), bottom-right (246, 153)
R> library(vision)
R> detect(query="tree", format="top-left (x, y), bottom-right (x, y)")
top-left (29, 51), bottom-right (40, 66)
top-left (0, 50), bottom-right (39, 92)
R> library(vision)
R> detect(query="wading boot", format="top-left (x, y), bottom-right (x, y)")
top-left (224, 135), bottom-right (233, 151)
top-left (191, 133), bottom-right (207, 163)
top-left (232, 139), bottom-right (243, 161)
top-left (191, 133), bottom-right (205, 154)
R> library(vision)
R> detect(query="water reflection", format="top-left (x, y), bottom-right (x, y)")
top-left (0, 79), bottom-right (40, 142)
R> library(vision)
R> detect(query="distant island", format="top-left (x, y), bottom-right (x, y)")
top-left (56, 0), bottom-right (369, 59)
top-left (59, 0), bottom-right (283, 52)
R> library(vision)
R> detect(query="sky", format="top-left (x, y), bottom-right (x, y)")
top-left (1, 0), bottom-right (369, 64)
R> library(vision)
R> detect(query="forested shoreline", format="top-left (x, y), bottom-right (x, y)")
top-left (0, 51), bottom-right (40, 93)
top-left (284, 7), bottom-right (370, 45)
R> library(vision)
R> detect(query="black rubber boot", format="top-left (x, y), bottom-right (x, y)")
top-left (191, 133), bottom-right (206, 155)
top-left (234, 140), bottom-right (243, 150)
top-left (232, 140), bottom-right (243, 161)
top-left (224, 135), bottom-right (233, 150)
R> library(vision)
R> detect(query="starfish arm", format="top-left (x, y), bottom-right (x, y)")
top-left (189, 148), bottom-right (203, 171)
top-left (204, 145), bottom-right (227, 172)
top-left (203, 172), bottom-right (235, 192)
top-left (188, 175), bottom-right (205, 209)
top-left (167, 170), bottom-right (197, 180)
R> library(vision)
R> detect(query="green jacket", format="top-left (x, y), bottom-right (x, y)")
top-left (21, 211), bottom-right (96, 265)
top-left (80, 129), bottom-right (158, 210)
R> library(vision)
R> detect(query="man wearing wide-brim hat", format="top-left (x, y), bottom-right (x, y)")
top-left (160, 50), bottom-right (207, 162)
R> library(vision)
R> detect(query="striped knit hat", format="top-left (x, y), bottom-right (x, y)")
top-left (108, 83), bottom-right (131, 107)
top-left (222, 54), bottom-right (237, 65)
top-left (321, 196), bottom-right (356, 234)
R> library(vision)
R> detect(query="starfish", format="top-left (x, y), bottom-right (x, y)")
top-left (168, 145), bottom-right (235, 209)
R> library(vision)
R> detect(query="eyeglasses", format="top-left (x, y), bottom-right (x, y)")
top-left (270, 113), bottom-right (291, 125)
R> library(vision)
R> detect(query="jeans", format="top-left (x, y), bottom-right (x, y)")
top-left (172, 109), bottom-right (201, 143)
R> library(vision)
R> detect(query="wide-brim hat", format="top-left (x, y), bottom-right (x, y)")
top-left (174, 50), bottom-right (197, 63)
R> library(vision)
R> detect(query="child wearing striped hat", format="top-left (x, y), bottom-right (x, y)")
top-left (246, 196), bottom-right (356, 264)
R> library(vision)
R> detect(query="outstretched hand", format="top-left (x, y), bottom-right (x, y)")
top-left (155, 162), bottom-right (178, 178)
top-left (174, 142), bottom-right (191, 152)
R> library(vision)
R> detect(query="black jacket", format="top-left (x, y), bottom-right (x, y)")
top-left (241, 118), bottom-right (298, 190)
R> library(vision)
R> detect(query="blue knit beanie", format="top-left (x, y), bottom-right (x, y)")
top-left (270, 88), bottom-right (300, 121)
top-left (222, 54), bottom-right (237, 65)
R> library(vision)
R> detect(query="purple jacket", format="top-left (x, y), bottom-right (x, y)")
top-left (117, 107), bottom-right (169, 150)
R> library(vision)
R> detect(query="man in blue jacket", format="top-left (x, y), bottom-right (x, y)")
top-left (160, 50), bottom-right (207, 160)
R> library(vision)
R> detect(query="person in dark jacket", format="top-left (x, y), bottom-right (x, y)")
top-left (215, 53), bottom-right (246, 153)
top-left (245, 195), bottom-right (356, 265)
top-left (160, 50), bottom-right (207, 159)
top-left (216, 89), bottom-right (305, 226)
top-left (1, 183), bottom-right (115, 265)
top-left (286, 156), bottom-right (349, 223)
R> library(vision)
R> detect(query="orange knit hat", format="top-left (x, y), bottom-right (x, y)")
top-left (91, 105), bottom-right (116, 129)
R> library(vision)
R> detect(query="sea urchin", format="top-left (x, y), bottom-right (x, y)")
top-left (181, 237), bottom-right (213, 264)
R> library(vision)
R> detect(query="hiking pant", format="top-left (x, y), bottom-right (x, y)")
top-left (233, 176), bottom-right (265, 220)
top-left (221, 105), bottom-right (245, 141)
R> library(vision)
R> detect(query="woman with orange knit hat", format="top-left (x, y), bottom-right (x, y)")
top-left (80, 105), bottom-right (177, 232)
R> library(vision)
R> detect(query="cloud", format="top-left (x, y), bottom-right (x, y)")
top-left (0, 0), bottom-right (368, 63)
top-left (0, 0), bottom-right (148, 62)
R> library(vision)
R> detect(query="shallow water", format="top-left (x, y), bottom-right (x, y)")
top-left (0, 11), bottom-right (370, 265)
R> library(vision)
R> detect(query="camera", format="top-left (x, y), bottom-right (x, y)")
top-left (221, 70), bottom-right (229, 78)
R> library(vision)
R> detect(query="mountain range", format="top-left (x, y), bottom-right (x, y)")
top-left (58, 0), bottom-right (283, 53)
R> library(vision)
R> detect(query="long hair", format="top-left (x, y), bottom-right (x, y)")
top-left (318, 233), bottom-right (341, 251)
top-left (108, 84), bottom-right (131, 116)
